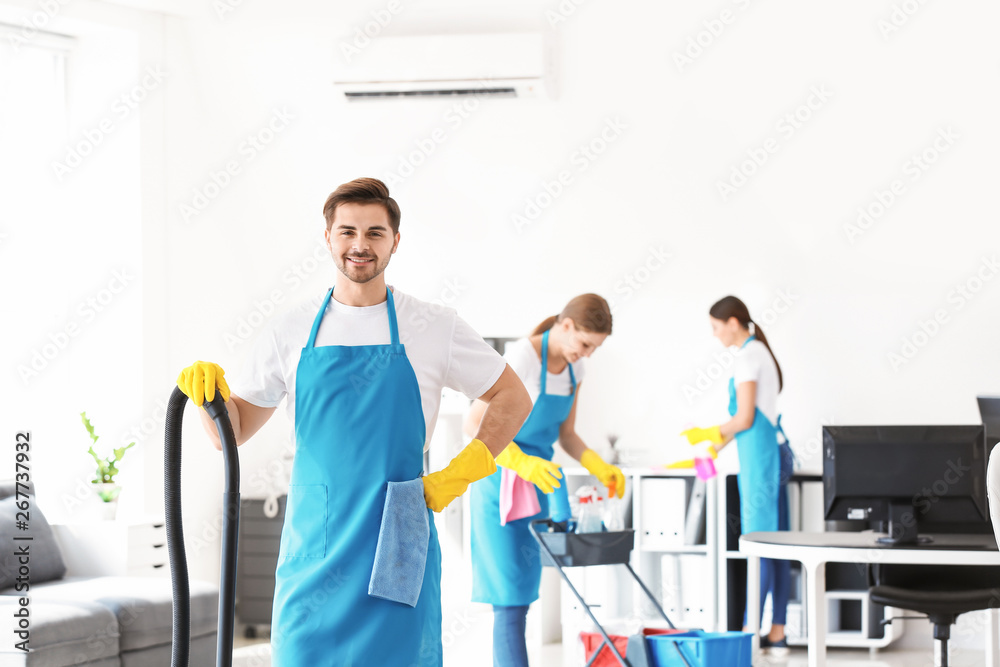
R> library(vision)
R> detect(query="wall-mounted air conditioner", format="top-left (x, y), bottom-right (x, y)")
top-left (333, 32), bottom-right (550, 101)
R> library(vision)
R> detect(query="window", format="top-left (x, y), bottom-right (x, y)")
top-left (1, 24), bottom-right (143, 519)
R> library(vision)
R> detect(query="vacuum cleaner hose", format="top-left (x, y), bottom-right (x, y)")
top-left (166, 386), bottom-right (241, 667)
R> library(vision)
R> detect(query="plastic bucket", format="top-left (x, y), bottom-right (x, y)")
top-left (647, 630), bottom-right (752, 667)
top-left (582, 628), bottom-right (684, 667)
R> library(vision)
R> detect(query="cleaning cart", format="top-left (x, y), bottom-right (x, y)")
top-left (529, 519), bottom-right (693, 667)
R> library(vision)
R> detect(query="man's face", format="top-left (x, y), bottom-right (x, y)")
top-left (324, 203), bottom-right (399, 284)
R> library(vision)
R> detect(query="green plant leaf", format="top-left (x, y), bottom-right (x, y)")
top-left (87, 446), bottom-right (104, 467)
top-left (80, 412), bottom-right (99, 445)
top-left (113, 441), bottom-right (135, 462)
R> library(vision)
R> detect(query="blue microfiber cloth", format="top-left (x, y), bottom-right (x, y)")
top-left (368, 478), bottom-right (429, 607)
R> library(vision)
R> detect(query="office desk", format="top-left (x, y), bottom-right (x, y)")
top-left (740, 532), bottom-right (1000, 667)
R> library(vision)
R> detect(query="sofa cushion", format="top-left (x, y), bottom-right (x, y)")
top-left (0, 494), bottom-right (67, 589)
top-left (0, 596), bottom-right (121, 666)
top-left (22, 576), bottom-right (218, 652)
top-left (120, 631), bottom-right (216, 667)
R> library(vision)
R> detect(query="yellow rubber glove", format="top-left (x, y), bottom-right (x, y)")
top-left (495, 442), bottom-right (563, 494)
top-left (681, 425), bottom-right (724, 446)
top-left (580, 448), bottom-right (626, 499)
top-left (423, 439), bottom-right (497, 512)
top-left (177, 361), bottom-right (231, 407)
top-left (665, 444), bottom-right (717, 469)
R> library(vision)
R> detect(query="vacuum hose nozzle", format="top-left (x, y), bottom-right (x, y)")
top-left (166, 386), bottom-right (241, 667)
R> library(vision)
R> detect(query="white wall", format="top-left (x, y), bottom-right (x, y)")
top-left (5, 0), bottom-right (999, 653)
top-left (157, 0), bottom-right (1000, 488)
top-left (150, 0), bottom-right (1000, 648)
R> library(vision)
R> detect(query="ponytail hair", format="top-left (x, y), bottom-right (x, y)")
top-left (531, 293), bottom-right (613, 337)
top-left (709, 295), bottom-right (783, 392)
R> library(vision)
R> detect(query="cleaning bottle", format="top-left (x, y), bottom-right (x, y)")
top-left (603, 482), bottom-right (624, 531)
top-left (575, 487), bottom-right (605, 533)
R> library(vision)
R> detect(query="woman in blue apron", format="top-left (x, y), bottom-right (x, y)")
top-left (466, 294), bottom-right (625, 667)
top-left (682, 295), bottom-right (793, 654)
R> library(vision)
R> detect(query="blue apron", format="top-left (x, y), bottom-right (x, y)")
top-left (271, 287), bottom-right (442, 666)
top-left (470, 330), bottom-right (576, 606)
top-left (728, 335), bottom-right (781, 534)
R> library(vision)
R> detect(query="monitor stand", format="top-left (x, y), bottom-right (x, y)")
top-left (876, 502), bottom-right (933, 546)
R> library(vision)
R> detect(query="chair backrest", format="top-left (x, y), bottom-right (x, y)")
top-left (989, 443), bottom-right (1000, 548)
top-left (873, 563), bottom-right (1000, 591)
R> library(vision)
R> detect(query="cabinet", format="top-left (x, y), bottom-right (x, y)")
top-left (236, 496), bottom-right (286, 636)
top-left (51, 517), bottom-right (168, 577)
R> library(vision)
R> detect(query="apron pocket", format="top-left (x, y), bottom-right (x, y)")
top-left (284, 484), bottom-right (328, 558)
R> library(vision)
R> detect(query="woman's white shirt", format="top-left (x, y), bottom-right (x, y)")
top-left (732, 338), bottom-right (779, 425)
top-left (504, 337), bottom-right (586, 404)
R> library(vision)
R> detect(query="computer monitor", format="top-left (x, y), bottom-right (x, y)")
top-left (977, 395), bottom-right (1000, 452)
top-left (823, 425), bottom-right (987, 545)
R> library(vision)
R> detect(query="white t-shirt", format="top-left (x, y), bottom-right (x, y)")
top-left (504, 337), bottom-right (585, 403)
top-left (732, 338), bottom-right (780, 425)
top-left (231, 287), bottom-right (507, 446)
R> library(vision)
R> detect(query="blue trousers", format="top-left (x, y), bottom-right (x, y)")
top-left (744, 443), bottom-right (793, 627)
top-left (493, 605), bottom-right (529, 667)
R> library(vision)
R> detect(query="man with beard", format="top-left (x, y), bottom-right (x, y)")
top-left (177, 177), bottom-right (531, 666)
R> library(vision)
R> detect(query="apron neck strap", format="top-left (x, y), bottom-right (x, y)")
top-left (306, 286), bottom-right (399, 348)
top-left (385, 287), bottom-right (400, 345)
top-left (540, 331), bottom-right (550, 395)
top-left (307, 288), bottom-right (335, 348)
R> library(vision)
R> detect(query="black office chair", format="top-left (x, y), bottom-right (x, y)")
top-left (869, 564), bottom-right (1000, 667)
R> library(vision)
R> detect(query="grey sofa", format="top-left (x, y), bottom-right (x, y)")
top-left (0, 481), bottom-right (219, 666)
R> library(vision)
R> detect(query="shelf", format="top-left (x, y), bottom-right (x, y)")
top-left (825, 589), bottom-right (869, 600)
top-left (640, 544), bottom-right (708, 554)
top-left (823, 631), bottom-right (883, 647)
top-left (725, 551), bottom-right (746, 559)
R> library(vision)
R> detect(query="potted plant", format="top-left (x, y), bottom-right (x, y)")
top-left (81, 411), bottom-right (135, 518)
